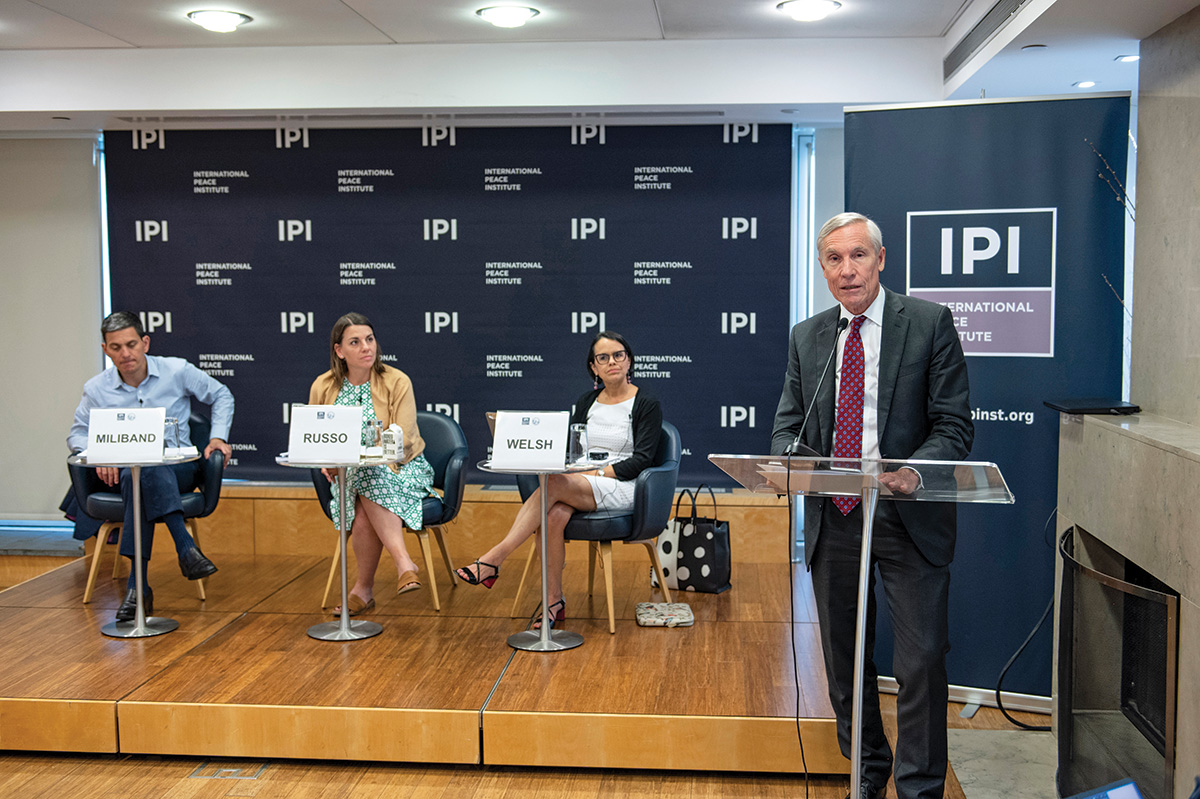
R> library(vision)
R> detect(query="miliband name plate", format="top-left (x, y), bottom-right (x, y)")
top-left (490, 410), bottom-right (570, 470)
top-left (87, 407), bottom-right (167, 464)
top-left (287, 404), bottom-right (363, 463)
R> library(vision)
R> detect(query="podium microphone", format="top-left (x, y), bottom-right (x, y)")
top-left (785, 316), bottom-right (849, 457)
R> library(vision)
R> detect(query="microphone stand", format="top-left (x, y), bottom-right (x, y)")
top-left (786, 315), bottom-right (849, 457)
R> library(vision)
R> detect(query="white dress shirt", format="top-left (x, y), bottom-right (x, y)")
top-left (68, 355), bottom-right (234, 452)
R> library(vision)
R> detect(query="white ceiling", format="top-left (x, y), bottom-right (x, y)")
top-left (0, 0), bottom-right (974, 48)
top-left (0, 0), bottom-right (1197, 132)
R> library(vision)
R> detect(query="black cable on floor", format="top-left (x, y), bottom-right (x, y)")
top-left (785, 455), bottom-right (810, 799)
top-left (994, 595), bottom-right (1053, 731)
top-left (993, 506), bottom-right (1055, 732)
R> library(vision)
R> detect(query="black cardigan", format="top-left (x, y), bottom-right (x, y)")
top-left (571, 389), bottom-right (663, 482)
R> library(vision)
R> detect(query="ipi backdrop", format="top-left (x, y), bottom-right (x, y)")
top-left (104, 124), bottom-right (794, 487)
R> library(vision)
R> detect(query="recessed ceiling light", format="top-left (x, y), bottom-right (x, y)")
top-left (187, 10), bottom-right (252, 33)
top-left (476, 6), bottom-right (540, 28)
top-left (1114, 54), bottom-right (1140, 63)
top-left (1073, 81), bottom-right (1097, 88)
top-left (776, 0), bottom-right (842, 22)
top-left (1020, 44), bottom-right (1047, 51)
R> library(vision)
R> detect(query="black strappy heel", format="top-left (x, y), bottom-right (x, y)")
top-left (455, 560), bottom-right (500, 589)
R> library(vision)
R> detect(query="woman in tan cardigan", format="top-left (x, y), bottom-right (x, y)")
top-left (309, 312), bottom-right (434, 615)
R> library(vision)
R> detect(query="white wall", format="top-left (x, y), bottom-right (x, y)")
top-left (810, 127), bottom-right (844, 315)
top-left (0, 39), bottom-right (941, 124)
top-left (0, 138), bottom-right (102, 518)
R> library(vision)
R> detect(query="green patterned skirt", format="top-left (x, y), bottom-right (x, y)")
top-left (328, 455), bottom-right (435, 531)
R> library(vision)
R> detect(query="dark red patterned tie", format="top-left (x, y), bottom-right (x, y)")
top-left (833, 316), bottom-right (867, 515)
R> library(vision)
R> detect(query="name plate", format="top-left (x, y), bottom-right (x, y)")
top-left (287, 405), bottom-right (362, 463)
top-left (88, 407), bottom-right (166, 464)
top-left (490, 410), bottom-right (570, 470)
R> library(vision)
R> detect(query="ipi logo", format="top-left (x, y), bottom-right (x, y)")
top-left (275, 128), bottom-right (309, 149)
top-left (281, 312), bottom-right (314, 333)
top-left (132, 129), bottom-right (165, 150)
top-left (138, 311), bottom-right (172, 333)
top-left (721, 406), bottom-right (756, 428)
top-left (425, 403), bottom-right (460, 421)
top-left (422, 126), bottom-right (456, 147)
top-left (571, 125), bottom-right (606, 145)
top-left (721, 312), bottom-right (756, 334)
top-left (572, 312), bottom-right (606, 334)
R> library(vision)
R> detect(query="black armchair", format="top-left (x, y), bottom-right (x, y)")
top-left (70, 410), bottom-right (225, 603)
top-left (313, 410), bottom-right (469, 611)
top-left (511, 420), bottom-right (681, 633)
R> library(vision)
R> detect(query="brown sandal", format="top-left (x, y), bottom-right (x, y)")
top-left (397, 570), bottom-right (421, 595)
top-left (334, 593), bottom-right (375, 617)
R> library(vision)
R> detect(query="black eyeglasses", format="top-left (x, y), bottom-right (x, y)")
top-left (592, 350), bottom-right (628, 365)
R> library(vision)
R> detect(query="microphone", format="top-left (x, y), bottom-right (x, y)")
top-left (785, 316), bottom-right (849, 456)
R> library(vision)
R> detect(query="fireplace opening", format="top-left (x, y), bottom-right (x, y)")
top-left (1057, 527), bottom-right (1178, 799)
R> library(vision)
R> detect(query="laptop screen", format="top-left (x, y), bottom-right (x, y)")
top-left (1063, 779), bottom-right (1145, 799)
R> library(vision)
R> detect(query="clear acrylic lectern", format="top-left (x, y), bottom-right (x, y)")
top-left (709, 454), bottom-right (1014, 795)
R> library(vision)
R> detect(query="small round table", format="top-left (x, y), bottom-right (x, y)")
top-left (276, 454), bottom-right (397, 642)
top-left (68, 452), bottom-right (200, 639)
top-left (477, 458), bottom-right (611, 652)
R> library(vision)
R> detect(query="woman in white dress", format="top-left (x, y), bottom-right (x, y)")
top-left (456, 331), bottom-right (662, 628)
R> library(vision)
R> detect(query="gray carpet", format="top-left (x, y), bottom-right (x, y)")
top-left (948, 729), bottom-right (1056, 799)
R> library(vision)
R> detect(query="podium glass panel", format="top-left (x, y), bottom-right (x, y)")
top-left (708, 454), bottom-right (1013, 505)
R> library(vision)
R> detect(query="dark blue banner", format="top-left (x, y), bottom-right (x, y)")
top-left (845, 97), bottom-right (1129, 696)
top-left (104, 124), bottom-right (793, 486)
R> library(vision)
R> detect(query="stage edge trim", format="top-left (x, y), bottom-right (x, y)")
top-left (0, 698), bottom-right (116, 752)
top-left (483, 711), bottom-right (847, 773)
top-left (118, 701), bottom-right (479, 764)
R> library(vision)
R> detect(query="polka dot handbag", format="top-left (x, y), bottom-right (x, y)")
top-left (653, 485), bottom-right (732, 594)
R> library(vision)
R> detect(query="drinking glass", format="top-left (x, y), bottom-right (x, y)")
top-left (567, 424), bottom-right (588, 465)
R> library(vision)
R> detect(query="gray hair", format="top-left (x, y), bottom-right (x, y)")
top-left (816, 212), bottom-right (883, 255)
top-left (101, 310), bottom-right (145, 340)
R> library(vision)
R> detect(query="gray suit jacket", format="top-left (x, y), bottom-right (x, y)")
top-left (771, 287), bottom-right (973, 567)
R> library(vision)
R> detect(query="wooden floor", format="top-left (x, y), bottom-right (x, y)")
top-left (0, 549), bottom-right (1048, 795)
top-left (0, 549), bottom-right (842, 773)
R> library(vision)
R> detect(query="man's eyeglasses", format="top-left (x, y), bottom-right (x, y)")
top-left (592, 351), bottom-right (628, 365)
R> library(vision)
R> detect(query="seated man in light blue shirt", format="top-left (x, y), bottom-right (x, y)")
top-left (68, 311), bottom-right (234, 621)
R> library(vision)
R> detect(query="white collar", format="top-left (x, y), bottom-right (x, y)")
top-left (839, 288), bottom-right (885, 328)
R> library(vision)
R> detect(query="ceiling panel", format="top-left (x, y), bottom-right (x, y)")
top-left (948, 0), bottom-right (1200, 99)
top-left (656, 0), bottom-right (971, 39)
top-left (345, 0), bottom-right (665, 44)
top-left (0, 0), bottom-right (132, 48)
top-left (26, 0), bottom-right (393, 47)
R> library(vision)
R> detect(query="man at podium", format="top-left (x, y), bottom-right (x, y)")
top-left (771, 213), bottom-right (972, 799)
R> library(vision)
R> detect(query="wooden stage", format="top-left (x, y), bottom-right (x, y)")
top-left (0, 546), bottom-right (843, 774)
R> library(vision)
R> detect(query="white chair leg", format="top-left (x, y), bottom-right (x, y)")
top-left (83, 522), bottom-right (120, 604)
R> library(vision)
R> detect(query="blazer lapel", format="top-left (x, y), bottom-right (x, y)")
top-left (876, 289), bottom-right (908, 443)
top-left (810, 310), bottom-right (840, 454)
